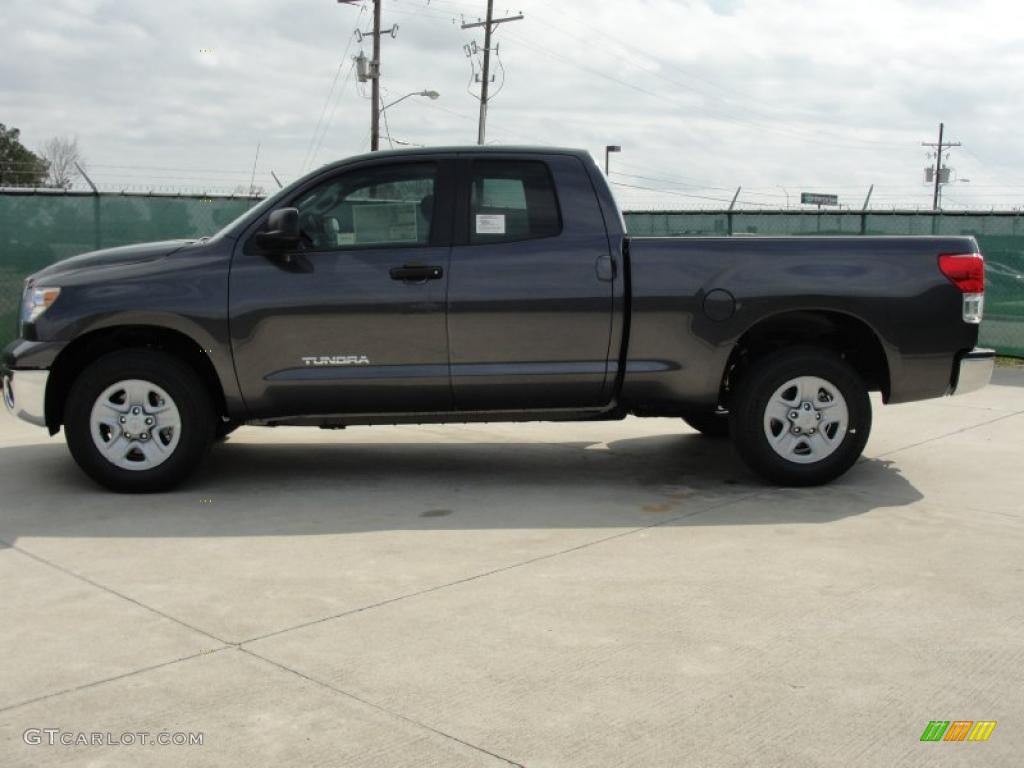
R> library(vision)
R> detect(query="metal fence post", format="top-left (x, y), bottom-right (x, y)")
top-left (76, 163), bottom-right (102, 250)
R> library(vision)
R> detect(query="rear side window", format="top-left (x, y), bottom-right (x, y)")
top-left (469, 160), bottom-right (561, 244)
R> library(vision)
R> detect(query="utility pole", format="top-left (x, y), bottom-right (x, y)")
top-left (340, 0), bottom-right (397, 152)
top-left (369, 0), bottom-right (382, 151)
top-left (922, 122), bottom-right (961, 211)
top-left (462, 1), bottom-right (523, 145)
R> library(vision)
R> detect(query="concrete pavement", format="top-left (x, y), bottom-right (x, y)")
top-left (1, 372), bottom-right (1022, 766)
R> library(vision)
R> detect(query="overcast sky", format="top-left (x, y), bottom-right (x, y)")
top-left (2, 0), bottom-right (1022, 209)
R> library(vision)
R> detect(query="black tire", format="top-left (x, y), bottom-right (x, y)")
top-left (64, 349), bottom-right (216, 492)
top-left (729, 347), bottom-right (871, 486)
top-left (214, 420), bottom-right (240, 441)
top-left (681, 409), bottom-right (730, 438)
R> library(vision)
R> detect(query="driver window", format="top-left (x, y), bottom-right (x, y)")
top-left (293, 163), bottom-right (437, 250)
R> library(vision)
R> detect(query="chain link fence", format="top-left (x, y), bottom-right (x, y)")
top-left (1, 192), bottom-right (1021, 357)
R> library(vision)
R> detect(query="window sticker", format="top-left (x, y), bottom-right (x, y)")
top-left (475, 213), bottom-right (506, 235)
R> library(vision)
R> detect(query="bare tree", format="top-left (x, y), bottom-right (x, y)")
top-left (39, 136), bottom-right (85, 189)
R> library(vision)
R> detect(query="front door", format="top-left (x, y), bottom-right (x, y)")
top-left (229, 160), bottom-right (454, 418)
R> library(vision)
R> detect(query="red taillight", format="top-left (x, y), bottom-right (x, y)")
top-left (938, 253), bottom-right (984, 293)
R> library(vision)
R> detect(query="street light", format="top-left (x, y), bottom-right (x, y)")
top-left (605, 145), bottom-right (621, 175)
top-left (378, 90), bottom-right (439, 149)
top-left (381, 90), bottom-right (439, 113)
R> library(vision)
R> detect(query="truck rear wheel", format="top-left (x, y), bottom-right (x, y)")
top-left (729, 347), bottom-right (871, 486)
top-left (64, 349), bottom-right (216, 492)
top-left (681, 409), bottom-right (730, 438)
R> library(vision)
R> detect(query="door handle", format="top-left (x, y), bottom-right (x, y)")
top-left (389, 265), bottom-right (443, 282)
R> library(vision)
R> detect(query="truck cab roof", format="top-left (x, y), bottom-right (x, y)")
top-left (312, 145), bottom-right (595, 173)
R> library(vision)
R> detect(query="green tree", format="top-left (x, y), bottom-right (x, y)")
top-left (0, 123), bottom-right (49, 186)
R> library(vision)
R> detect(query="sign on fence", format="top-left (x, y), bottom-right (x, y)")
top-left (800, 192), bottom-right (839, 206)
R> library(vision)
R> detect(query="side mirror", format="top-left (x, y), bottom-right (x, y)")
top-left (255, 208), bottom-right (301, 251)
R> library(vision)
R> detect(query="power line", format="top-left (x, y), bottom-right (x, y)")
top-left (484, 19), bottom-right (906, 152)
top-left (960, 145), bottom-right (1024, 187)
top-left (0, 161), bottom-right (276, 177)
top-left (380, 84), bottom-right (539, 145)
top-left (301, 10), bottom-right (364, 173)
top-left (613, 163), bottom-right (795, 198)
top-left (392, 0), bottom-right (915, 153)
top-left (533, 5), bottom-right (910, 152)
top-left (308, 59), bottom-right (357, 169)
top-left (609, 180), bottom-right (776, 207)
top-left (610, 171), bottom-right (790, 203)
top-left (26, 172), bottom-right (271, 182)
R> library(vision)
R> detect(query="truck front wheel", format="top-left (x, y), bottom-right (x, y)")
top-left (63, 349), bottom-right (216, 492)
top-left (729, 347), bottom-right (871, 486)
top-left (681, 409), bottom-right (730, 438)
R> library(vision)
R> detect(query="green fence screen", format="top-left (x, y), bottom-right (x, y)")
top-left (1, 193), bottom-right (1021, 357)
top-left (0, 192), bottom-right (255, 343)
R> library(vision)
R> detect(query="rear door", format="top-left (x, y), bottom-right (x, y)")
top-left (446, 154), bottom-right (616, 410)
top-left (229, 159), bottom-right (455, 418)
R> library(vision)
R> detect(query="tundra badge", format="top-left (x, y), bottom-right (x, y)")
top-left (301, 355), bottom-right (371, 366)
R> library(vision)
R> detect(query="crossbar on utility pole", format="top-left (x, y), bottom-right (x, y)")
top-left (462, 1), bottom-right (523, 145)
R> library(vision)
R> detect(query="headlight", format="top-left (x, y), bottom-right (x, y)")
top-left (21, 286), bottom-right (61, 324)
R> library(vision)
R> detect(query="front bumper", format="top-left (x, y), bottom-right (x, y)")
top-left (2, 368), bottom-right (49, 427)
top-left (951, 347), bottom-right (995, 396)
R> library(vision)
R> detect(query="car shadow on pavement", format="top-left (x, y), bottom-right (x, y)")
top-left (992, 366), bottom-right (1024, 386)
top-left (0, 432), bottom-right (922, 542)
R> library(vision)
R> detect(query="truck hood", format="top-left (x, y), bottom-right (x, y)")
top-left (29, 239), bottom-right (196, 283)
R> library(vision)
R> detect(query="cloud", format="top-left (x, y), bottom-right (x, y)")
top-left (0, 0), bottom-right (1021, 208)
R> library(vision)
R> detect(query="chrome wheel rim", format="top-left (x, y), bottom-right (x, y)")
top-left (763, 376), bottom-right (849, 464)
top-left (89, 379), bottom-right (182, 471)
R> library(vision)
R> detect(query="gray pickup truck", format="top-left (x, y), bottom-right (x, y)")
top-left (3, 146), bottom-right (993, 492)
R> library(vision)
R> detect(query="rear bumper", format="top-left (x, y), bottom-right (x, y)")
top-left (2, 367), bottom-right (49, 426)
top-left (950, 347), bottom-right (995, 396)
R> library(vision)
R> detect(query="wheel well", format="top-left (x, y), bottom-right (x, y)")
top-left (721, 310), bottom-right (890, 404)
top-left (45, 326), bottom-right (227, 433)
